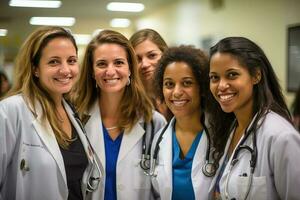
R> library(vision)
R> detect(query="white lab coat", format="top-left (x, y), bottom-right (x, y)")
top-left (151, 117), bottom-right (215, 200)
top-left (85, 101), bottom-right (166, 200)
top-left (0, 94), bottom-right (103, 200)
top-left (218, 111), bottom-right (300, 200)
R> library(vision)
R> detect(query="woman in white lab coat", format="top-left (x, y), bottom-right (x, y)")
top-left (0, 26), bottom-right (102, 200)
top-left (72, 30), bottom-right (166, 200)
top-left (207, 37), bottom-right (300, 200)
top-left (150, 45), bottom-right (215, 200)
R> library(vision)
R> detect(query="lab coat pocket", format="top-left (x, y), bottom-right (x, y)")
top-left (133, 158), bottom-right (151, 189)
top-left (235, 175), bottom-right (267, 200)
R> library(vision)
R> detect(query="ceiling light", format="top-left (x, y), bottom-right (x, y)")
top-left (110, 18), bottom-right (131, 28)
top-left (0, 29), bottom-right (8, 36)
top-left (107, 2), bottom-right (144, 12)
top-left (29, 17), bottom-right (75, 26)
top-left (9, 0), bottom-right (61, 8)
top-left (73, 34), bottom-right (92, 45)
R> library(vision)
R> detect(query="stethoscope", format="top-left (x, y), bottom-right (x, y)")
top-left (224, 117), bottom-right (258, 200)
top-left (144, 115), bottom-right (219, 178)
top-left (139, 120), bottom-right (155, 171)
top-left (67, 101), bottom-right (103, 193)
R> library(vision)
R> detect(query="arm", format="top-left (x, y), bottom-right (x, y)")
top-left (271, 129), bottom-right (300, 200)
top-left (0, 102), bottom-right (17, 195)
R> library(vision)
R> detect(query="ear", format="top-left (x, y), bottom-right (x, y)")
top-left (33, 67), bottom-right (39, 78)
top-left (253, 69), bottom-right (261, 84)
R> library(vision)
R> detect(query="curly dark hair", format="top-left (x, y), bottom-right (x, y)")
top-left (154, 45), bottom-right (209, 112)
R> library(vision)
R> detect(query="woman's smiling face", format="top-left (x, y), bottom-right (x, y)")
top-left (209, 52), bottom-right (258, 116)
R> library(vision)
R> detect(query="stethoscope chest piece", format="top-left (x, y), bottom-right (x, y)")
top-left (202, 161), bottom-right (218, 177)
top-left (140, 155), bottom-right (150, 171)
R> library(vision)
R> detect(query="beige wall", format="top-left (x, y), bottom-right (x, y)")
top-left (134, 0), bottom-right (300, 106)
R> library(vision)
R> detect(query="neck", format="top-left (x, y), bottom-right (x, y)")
top-left (235, 103), bottom-right (254, 133)
top-left (175, 113), bottom-right (203, 136)
top-left (53, 95), bottom-right (63, 109)
top-left (99, 92), bottom-right (122, 118)
top-left (99, 92), bottom-right (122, 129)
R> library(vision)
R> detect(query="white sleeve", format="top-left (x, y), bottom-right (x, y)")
top-left (271, 128), bottom-right (300, 200)
top-left (0, 102), bottom-right (17, 191)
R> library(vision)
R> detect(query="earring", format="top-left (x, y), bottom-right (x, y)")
top-left (127, 77), bottom-right (131, 86)
top-left (34, 72), bottom-right (39, 77)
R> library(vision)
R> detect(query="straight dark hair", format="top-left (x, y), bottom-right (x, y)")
top-left (207, 37), bottom-right (292, 158)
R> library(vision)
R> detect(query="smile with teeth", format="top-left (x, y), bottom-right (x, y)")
top-left (104, 78), bottom-right (120, 84)
top-left (171, 100), bottom-right (188, 106)
top-left (55, 77), bottom-right (72, 84)
top-left (218, 94), bottom-right (235, 102)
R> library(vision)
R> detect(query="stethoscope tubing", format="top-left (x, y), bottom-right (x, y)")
top-left (145, 117), bottom-right (217, 178)
top-left (224, 115), bottom-right (260, 200)
top-left (66, 100), bottom-right (103, 192)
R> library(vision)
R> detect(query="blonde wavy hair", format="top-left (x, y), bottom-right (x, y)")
top-left (8, 26), bottom-right (78, 149)
top-left (72, 30), bottom-right (153, 131)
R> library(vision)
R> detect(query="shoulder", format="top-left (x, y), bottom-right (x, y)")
top-left (151, 110), bottom-right (167, 132)
top-left (260, 111), bottom-right (296, 135)
top-left (152, 110), bottom-right (167, 123)
top-left (258, 111), bottom-right (299, 145)
top-left (0, 94), bottom-right (27, 112)
top-left (152, 117), bottom-right (174, 144)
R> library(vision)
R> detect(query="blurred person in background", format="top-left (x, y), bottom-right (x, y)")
top-left (291, 85), bottom-right (300, 131)
top-left (130, 29), bottom-right (173, 121)
top-left (0, 70), bottom-right (11, 98)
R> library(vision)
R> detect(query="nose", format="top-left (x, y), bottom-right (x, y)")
top-left (218, 78), bottom-right (229, 91)
top-left (173, 84), bottom-right (183, 98)
top-left (59, 62), bottom-right (71, 75)
top-left (105, 64), bottom-right (116, 76)
top-left (141, 57), bottom-right (150, 69)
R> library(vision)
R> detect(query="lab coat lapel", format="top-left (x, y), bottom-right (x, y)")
top-left (160, 119), bottom-right (173, 199)
top-left (85, 102), bottom-right (106, 168)
top-left (117, 122), bottom-right (144, 163)
top-left (63, 100), bottom-right (94, 164)
top-left (31, 102), bottom-right (67, 185)
top-left (192, 130), bottom-right (207, 171)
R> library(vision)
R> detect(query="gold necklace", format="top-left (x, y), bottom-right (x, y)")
top-left (106, 126), bottom-right (118, 131)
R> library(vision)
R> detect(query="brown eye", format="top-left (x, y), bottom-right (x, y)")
top-left (209, 75), bottom-right (219, 83)
top-left (164, 81), bottom-right (174, 89)
top-left (183, 80), bottom-right (193, 87)
top-left (228, 72), bottom-right (238, 79)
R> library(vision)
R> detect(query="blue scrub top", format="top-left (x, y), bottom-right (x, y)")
top-left (103, 124), bottom-right (123, 200)
top-left (171, 130), bottom-right (203, 200)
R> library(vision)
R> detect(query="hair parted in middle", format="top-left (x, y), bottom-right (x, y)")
top-left (129, 28), bottom-right (168, 53)
top-left (73, 29), bottom-right (153, 130)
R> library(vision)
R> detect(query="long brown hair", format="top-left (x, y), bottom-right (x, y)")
top-left (73, 30), bottom-right (153, 130)
top-left (8, 26), bottom-right (78, 148)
